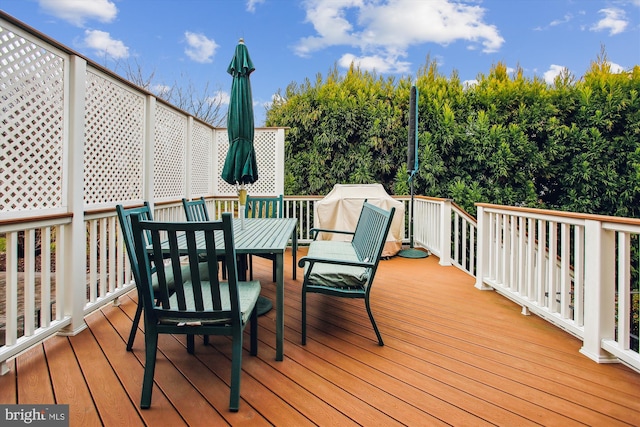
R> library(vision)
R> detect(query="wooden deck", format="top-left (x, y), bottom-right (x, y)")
top-left (1, 249), bottom-right (639, 426)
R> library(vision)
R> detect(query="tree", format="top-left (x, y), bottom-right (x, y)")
top-left (116, 58), bottom-right (226, 127)
top-left (266, 54), bottom-right (640, 220)
top-left (267, 64), bottom-right (406, 196)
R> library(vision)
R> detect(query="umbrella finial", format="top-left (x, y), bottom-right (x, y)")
top-left (239, 38), bottom-right (244, 44)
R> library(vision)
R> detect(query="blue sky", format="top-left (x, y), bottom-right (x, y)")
top-left (3, 0), bottom-right (639, 126)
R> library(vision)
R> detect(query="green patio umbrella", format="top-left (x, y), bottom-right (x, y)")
top-left (221, 39), bottom-right (271, 315)
top-left (221, 38), bottom-right (258, 189)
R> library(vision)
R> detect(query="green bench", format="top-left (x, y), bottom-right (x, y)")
top-left (299, 201), bottom-right (396, 346)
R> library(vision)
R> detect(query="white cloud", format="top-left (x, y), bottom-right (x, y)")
top-left (295, 0), bottom-right (504, 73)
top-left (247, 0), bottom-right (265, 12)
top-left (591, 8), bottom-right (628, 35)
top-left (184, 32), bottom-right (218, 63)
top-left (83, 29), bottom-right (129, 59)
top-left (549, 14), bottom-right (573, 27)
top-left (209, 90), bottom-right (230, 106)
top-left (607, 61), bottom-right (626, 73)
top-left (262, 92), bottom-right (285, 110)
top-left (543, 64), bottom-right (567, 84)
top-left (338, 52), bottom-right (411, 73)
top-left (39, 0), bottom-right (117, 27)
top-left (535, 13), bottom-right (573, 31)
top-left (152, 84), bottom-right (171, 97)
top-left (462, 79), bottom-right (478, 89)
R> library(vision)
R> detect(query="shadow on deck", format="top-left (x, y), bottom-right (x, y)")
top-left (1, 249), bottom-right (639, 426)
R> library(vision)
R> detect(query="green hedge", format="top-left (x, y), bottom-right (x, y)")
top-left (266, 54), bottom-right (640, 220)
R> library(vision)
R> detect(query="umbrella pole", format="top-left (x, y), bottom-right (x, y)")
top-left (398, 174), bottom-right (429, 259)
top-left (238, 184), bottom-right (247, 229)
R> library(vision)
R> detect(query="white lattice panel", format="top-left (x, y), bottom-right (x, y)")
top-left (0, 25), bottom-right (64, 212)
top-left (84, 71), bottom-right (145, 206)
top-left (189, 121), bottom-right (212, 197)
top-left (216, 129), bottom-right (277, 196)
top-left (154, 105), bottom-right (187, 200)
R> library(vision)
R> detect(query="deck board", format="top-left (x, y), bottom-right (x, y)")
top-left (68, 321), bottom-right (144, 426)
top-left (43, 336), bottom-right (102, 426)
top-left (1, 249), bottom-right (639, 426)
top-left (16, 345), bottom-right (54, 404)
top-left (0, 359), bottom-right (16, 404)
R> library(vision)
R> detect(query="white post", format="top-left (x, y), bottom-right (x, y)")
top-left (144, 95), bottom-right (156, 207)
top-left (185, 116), bottom-right (193, 199)
top-left (274, 128), bottom-right (285, 196)
top-left (475, 205), bottom-right (492, 290)
top-left (61, 55), bottom-right (88, 336)
top-left (439, 199), bottom-right (452, 266)
top-left (580, 219), bottom-right (617, 363)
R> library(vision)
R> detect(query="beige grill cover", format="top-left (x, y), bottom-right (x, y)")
top-left (314, 184), bottom-right (405, 257)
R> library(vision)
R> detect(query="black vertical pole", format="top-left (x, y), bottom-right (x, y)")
top-left (398, 85), bottom-right (428, 258)
top-left (409, 174), bottom-right (415, 249)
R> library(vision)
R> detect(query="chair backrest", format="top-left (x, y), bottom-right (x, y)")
top-left (116, 202), bottom-right (154, 285)
top-left (352, 201), bottom-right (396, 267)
top-left (130, 212), bottom-right (242, 324)
top-left (182, 197), bottom-right (210, 221)
top-left (245, 195), bottom-right (283, 219)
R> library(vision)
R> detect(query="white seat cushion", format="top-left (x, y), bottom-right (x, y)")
top-left (305, 241), bottom-right (369, 288)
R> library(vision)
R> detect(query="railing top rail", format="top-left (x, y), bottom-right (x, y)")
top-left (0, 213), bottom-right (72, 232)
top-left (415, 195), bottom-right (452, 203)
top-left (477, 202), bottom-right (640, 227)
top-left (0, 212), bottom-right (73, 227)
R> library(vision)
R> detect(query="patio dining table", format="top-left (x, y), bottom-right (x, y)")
top-left (156, 217), bottom-right (297, 361)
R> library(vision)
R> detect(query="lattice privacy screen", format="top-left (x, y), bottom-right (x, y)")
top-left (189, 121), bottom-right (213, 197)
top-left (216, 129), bottom-right (278, 196)
top-left (1, 19), bottom-right (282, 215)
top-left (154, 104), bottom-right (187, 200)
top-left (0, 25), bottom-right (65, 213)
top-left (84, 71), bottom-right (146, 206)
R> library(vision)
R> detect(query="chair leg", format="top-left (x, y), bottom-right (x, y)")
top-left (140, 331), bottom-right (159, 409)
top-left (187, 334), bottom-right (195, 354)
top-left (365, 296), bottom-right (384, 346)
top-left (250, 306), bottom-right (258, 356)
top-left (272, 260), bottom-right (276, 282)
top-left (229, 331), bottom-right (243, 412)
top-left (126, 302), bottom-right (143, 351)
top-left (236, 254), bottom-right (248, 281)
top-left (301, 288), bottom-right (307, 345)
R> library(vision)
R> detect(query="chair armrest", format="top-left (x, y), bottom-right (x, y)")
top-left (309, 227), bottom-right (355, 241)
top-left (298, 255), bottom-right (374, 269)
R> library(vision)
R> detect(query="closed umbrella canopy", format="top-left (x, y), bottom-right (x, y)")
top-left (221, 39), bottom-right (258, 186)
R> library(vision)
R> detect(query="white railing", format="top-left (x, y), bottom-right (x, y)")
top-left (476, 204), bottom-right (640, 372)
top-left (0, 216), bottom-right (71, 375)
top-left (83, 211), bottom-right (137, 316)
top-left (3, 199), bottom-right (639, 373)
top-left (412, 197), bottom-right (478, 277)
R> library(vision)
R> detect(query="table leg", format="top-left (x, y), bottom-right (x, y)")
top-left (276, 252), bottom-right (284, 361)
top-left (292, 230), bottom-right (297, 280)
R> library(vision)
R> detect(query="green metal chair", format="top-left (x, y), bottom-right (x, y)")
top-left (130, 212), bottom-right (260, 412)
top-left (118, 202), bottom-right (208, 351)
top-left (116, 202), bottom-right (172, 352)
top-left (182, 197), bottom-right (228, 279)
top-left (245, 195), bottom-right (284, 281)
top-left (299, 202), bottom-right (395, 346)
top-left (182, 196), bottom-right (211, 222)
